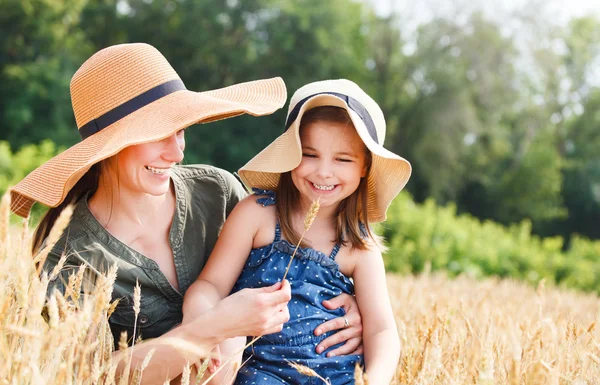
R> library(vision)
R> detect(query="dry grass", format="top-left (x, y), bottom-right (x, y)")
top-left (386, 272), bottom-right (600, 384)
top-left (3, 191), bottom-right (600, 384)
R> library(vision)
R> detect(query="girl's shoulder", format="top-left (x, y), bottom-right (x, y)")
top-left (229, 190), bottom-right (278, 248)
top-left (228, 190), bottom-right (277, 224)
top-left (336, 237), bottom-right (383, 277)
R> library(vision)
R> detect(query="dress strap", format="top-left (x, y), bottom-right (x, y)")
top-left (274, 220), bottom-right (282, 242)
top-left (251, 189), bottom-right (280, 242)
top-left (329, 243), bottom-right (341, 260)
top-left (253, 188), bottom-right (276, 207)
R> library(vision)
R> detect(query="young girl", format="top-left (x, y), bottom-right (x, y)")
top-left (183, 79), bottom-right (412, 384)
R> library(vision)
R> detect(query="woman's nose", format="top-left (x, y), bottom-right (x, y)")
top-left (163, 132), bottom-right (185, 162)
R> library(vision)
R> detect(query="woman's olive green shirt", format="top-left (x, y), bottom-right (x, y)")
top-left (43, 165), bottom-right (247, 346)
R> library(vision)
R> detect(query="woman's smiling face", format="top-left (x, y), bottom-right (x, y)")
top-left (105, 129), bottom-right (186, 197)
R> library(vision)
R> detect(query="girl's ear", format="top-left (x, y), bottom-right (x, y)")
top-left (361, 151), bottom-right (372, 178)
top-left (361, 164), bottom-right (368, 178)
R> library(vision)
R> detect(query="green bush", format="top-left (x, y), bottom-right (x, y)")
top-left (382, 192), bottom-right (600, 294)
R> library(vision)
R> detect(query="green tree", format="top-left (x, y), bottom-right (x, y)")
top-left (368, 11), bottom-right (566, 226)
top-left (0, 0), bottom-right (90, 148)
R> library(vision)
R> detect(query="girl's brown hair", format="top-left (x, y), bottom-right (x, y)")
top-left (31, 163), bottom-right (104, 254)
top-left (276, 106), bottom-right (383, 251)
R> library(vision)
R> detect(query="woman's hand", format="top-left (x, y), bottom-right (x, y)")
top-left (208, 345), bottom-right (221, 374)
top-left (314, 293), bottom-right (363, 357)
top-left (211, 280), bottom-right (291, 339)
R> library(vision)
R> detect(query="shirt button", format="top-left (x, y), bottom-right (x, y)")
top-left (139, 314), bottom-right (149, 324)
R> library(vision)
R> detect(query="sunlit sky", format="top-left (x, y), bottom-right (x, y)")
top-left (369, 0), bottom-right (600, 32)
top-left (367, 0), bottom-right (600, 87)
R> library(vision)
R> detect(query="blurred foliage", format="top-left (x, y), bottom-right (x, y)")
top-left (382, 192), bottom-right (600, 294)
top-left (0, 141), bottom-right (61, 221)
top-left (0, 0), bottom-right (599, 243)
top-left (0, 0), bottom-right (91, 147)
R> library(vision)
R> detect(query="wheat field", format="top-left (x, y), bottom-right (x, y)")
top-left (2, 194), bottom-right (600, 384)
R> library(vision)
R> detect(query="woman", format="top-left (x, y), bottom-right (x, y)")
top-left (10, 43), bottom-right (363, 384)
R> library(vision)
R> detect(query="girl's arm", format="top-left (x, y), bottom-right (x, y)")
top-left (182, 194), bottom-right (271, 321)
top-left (353, 246), bottom-right (400, 384)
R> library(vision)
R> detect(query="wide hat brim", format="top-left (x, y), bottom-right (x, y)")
top-left (238, 94), bottom-right (412, 222)
top-left (10, 77), bottom-right (286, 217)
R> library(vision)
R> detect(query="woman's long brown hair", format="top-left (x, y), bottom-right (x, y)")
top-left (275, 106), bottom-right (380, 251)
top-left (31, 163), bottom-right (103, 254)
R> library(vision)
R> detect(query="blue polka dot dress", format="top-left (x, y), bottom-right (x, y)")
top-left (231, 190), bottom-right (363, 384)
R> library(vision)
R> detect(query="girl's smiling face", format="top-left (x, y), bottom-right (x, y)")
top-left (291, 120), bottom-right (368, 211)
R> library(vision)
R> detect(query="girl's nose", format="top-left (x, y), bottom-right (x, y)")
top-left (316, 160), bottom-right (334, 179)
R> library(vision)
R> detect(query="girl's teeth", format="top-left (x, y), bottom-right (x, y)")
top-left (312, 183), bottom-right (335, 191)
top-left (146, 166), bottom-right (169, 175)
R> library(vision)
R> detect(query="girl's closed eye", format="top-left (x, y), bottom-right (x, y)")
top-left (337, 158), bottom-right (353, 163)
top-left (302, 153), bottom-right (318, 158)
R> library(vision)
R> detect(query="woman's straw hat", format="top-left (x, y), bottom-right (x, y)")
top-left (238, 79), bottom-right (411, 222)
top-left (10, 43), bottom-right (287, 217)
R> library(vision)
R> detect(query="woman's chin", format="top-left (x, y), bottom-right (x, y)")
top-left (142, 181), bottom-right (171, 197)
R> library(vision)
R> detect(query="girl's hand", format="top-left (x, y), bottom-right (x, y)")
top-left (212, 280), bottom-right (291, 338)
top-left (314, 293), bottom-right (363, 357)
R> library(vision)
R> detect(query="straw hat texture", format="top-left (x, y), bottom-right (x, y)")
top-left (10, 43), bottom-right (287, 217)
top-left (238, 79), bottom-right (412, 222)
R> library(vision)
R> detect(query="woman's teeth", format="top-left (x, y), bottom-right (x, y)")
top-left (312, 183), bottom-right (335, 191)
top-left (146, 166), bottom-right (170, 175)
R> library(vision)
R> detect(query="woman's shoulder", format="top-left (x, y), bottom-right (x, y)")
top-left (172, 164), bottom-right (236, 184)
top-left (172, 165), bottom-right (248, 205)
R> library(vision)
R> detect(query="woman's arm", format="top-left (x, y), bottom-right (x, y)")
top-left (118, 280), bottom-right (291, 384)
top-left (353, 246), bottom-right (400, 384)
top-left (123, 195), bottom-right (290, 384)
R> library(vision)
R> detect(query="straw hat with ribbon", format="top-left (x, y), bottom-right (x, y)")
top-left (10, 43), bottom-right (287, 218)
top-left (238, 79), bottom-right (411, 222)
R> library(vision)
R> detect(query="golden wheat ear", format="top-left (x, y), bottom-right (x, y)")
top-left (287, 360), bottom-right (331, 384)
top-left (282, 197), bottom-right (320, 281)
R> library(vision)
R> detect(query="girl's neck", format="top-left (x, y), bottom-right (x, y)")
top-left (297, 196), bottom-right (337, 220)
top-left (88, 180), bottom-right (175, 229)
top-left (295, 199), bottom-right (337, 231)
